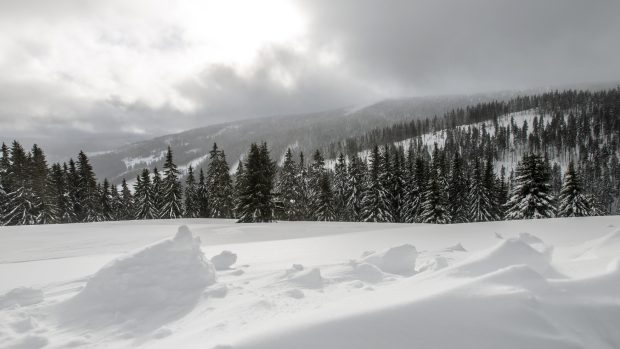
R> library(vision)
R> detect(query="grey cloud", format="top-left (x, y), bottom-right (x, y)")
top-left (299, 0), bottom-right (620, 94)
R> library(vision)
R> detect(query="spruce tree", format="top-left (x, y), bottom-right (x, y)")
top-left (120, 178), bottom-right (134, 220)
top-left (447, 152), bottom-right (468, 223)
top-left (151, 167), bottom-right (163, 217)
top-left (134, 169), bottom-right (157, 219)
top-left (467, 158), bottom-right (499, 222)
top-left (314, 172), bottom-right (335, 221)
top-left (184, 165), bottom-right (200, 218)
top-left (197, 168), bottom-right (210, 218)
top-left (236, 143), bottom-right (276, 223)
top-left (76, 151), bottom-right (98, 222)
top-left (333, 153), bottom-right (349, 221)
top-left (505, 153), bottom-right (556, 219)
top-left (558, 161), bottom-right (591, 217)
top-left (49, 163), bottom-right (72, 223)
top-left (98, 178), bottom-right (113, 221)
top-left (308, 150), bottom-right (326, 220)
top-left (361, 145), bottom-right (393, 222)
top-left (160, 146), bottom-right (183, 219)
top-left (295, 152), bottom-right (311, 220)
top-left (346, 156), bottom-right (367, 221)
top-left (403, 155), bottom-right (426, 223)
top-left (276, 148), bottom-right (299, 220)
top-left (420, 162), bottom-right (451, 224)
top-left (3, 141), bottom-right (37, 225)
top-left (206, 143), bottom-right (234, 218)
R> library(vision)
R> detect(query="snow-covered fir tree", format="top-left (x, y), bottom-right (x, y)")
top-left (332, 153), bottom-right (348, 221)
top-left (402, 155), bottom-right (427, 223)
top-left (160, 147), bottom-right (183, 219)
top-left (236, 142), bottom-right (276, 222)
top-left (206, 143), bottom-right (234, 218)
top-left (420, 160), bottom-right (451, 224)
top-left (76, 151), bottom-right (98, 222)
top-left (447, 151), bottom-right (468, 223)
top-left (557, 161), bottom-right (591, 217)
top-left (467, 158), bottom-right (498, 222)
top-left (314, 172), bottom-right (335, 221)
top-left (505, 153), bottom-right (556, 219)
top-left (361, 145), bottom-right (393, 222)
top-left (134, 169), bottom-right (158, 220)
top-left (276, 148), bottom-right (299, 220)
top-left (119, 178), bottom-right (134, 220)
top-left (346, 155), bottom-right (367, 222)
top-left (183, 165), bottom-right (200, 218)
top-left (151, 167), bottom-right (163, 217)
top-left (197, 168), bottom-right (210, 218)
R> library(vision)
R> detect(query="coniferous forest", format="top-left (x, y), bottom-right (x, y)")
top-left (1, 88), bottom-right (619, 225)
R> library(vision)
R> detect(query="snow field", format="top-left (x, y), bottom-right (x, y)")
top-left (0, 217), bottom-right (619, 348)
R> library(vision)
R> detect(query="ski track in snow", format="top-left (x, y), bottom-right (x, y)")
top-left (0, 217), bottom-right (619, 348)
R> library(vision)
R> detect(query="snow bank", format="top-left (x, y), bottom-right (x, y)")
top-left (58, 225), bottom-right (216, 333)
top-left (285, 265), bottom-right (324, 289)
top-left (211, 251), bottom-right (238, 270)
top-left (362, 244), bottom-right (418, 276)
top-left (351, 263), bottom-right (384, 283)
top-left (450, 235), bottom-right (561, 278)
top-left (0, 287), bottom-right (44, 309)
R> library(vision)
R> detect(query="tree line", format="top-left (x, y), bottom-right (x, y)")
top-left (1, 88), bottom-right (618, 225)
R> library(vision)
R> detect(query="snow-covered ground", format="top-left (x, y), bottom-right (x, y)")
top-left (1, 217), bottom-right (620, 348)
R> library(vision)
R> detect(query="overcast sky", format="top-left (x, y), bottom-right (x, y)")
top-left (1, 0), bottom-right (619, 154)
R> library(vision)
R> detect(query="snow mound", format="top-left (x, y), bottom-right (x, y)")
top-left (0, 287), bottom-right (44, 309)
top-left (362, 244), bottom-right (418, 276)
top-left (579, 228), bottom-right (620, 259)
top-left (451, 236), bottom-right (561, 278)
top-left (351, 263), bottom-right (384, 283)
top-left (477, 265), bottom-right (550, 292)
top-left (211, 251), bottom-right (238, 270)
top-left (58, 225), bottom-right (216, 333)
top-left (418, 256), bottom-right (450, 272)
top-left (443, 243), bottom-right (467, 252)
top-left (286, 267), bottom-right (324, 289)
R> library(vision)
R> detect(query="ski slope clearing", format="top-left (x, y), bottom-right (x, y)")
top-left (1, 217), bottom-right (619, 348)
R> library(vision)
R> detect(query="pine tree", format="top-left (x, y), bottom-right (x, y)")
top-left (197, 168), bottom-right (210, 218)
top-left (420, 161), bottom-right (451, 224)
top-left (160, 146), bottom-right (183, 219)
top-left (558, 161), bottom-right (591, 217)
top-left (295, 152), bottom-right (311, 220)
top-left (120, 178), bottom-right (134, 220)
top-left (447, 151), bottom-right (468, 223)
top-left (236, 143), bottom-right (276, 223)
top-left (134, 169), bottom-right (157, 219)
top-left (206, 143), bottom-right (234, 218)
top-left (505, 154), bottom-right (556, 219)
top-left (48, 163), bottom-right (72, 223)
top-left (151, 167), bottom-right (163, 217)
top-left (3, 141), bottom-right (37, 225)
top-left (308, 150), bottom-right (326, 220)
top-left (314, 172), bottom-right (335, 221)
top-left (333, 153), bottom-right (349, 221)
top-left (276, 148), bottom-right (299, 220)
top-left (346, 156), bottom-right (367, 221)
top-left (98, 178), bottom-right (113, 221)
top-left (403, 155), bottom-right (426, 223)
top-left (232, 162), bottom-right (244, 219)
top-left (467, 158), bottom-right (499, 222)
top-left (66, 159), bottom-right (81, 221)
top-left (184, 165), bottom-right (200, 218)
top-left (76, 151), bottom-right (98, 222)
top-left (361, 145), bottom-right (393, 222)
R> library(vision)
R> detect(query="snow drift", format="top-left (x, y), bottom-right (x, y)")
top-left (57, 225), bottom-right (216, 333)
top-left (361, 244), bottom-right (418, 276)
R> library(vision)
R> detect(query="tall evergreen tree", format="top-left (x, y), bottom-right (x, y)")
top-left (467, 158), bottom-right (499, 222)
top-left (48, 163), bottom-right (72, 223)
top-left (98, 178), bottom-right (113, 221)
top-left (184, 165), bottom-right (200, 218)
top-left (505, 154), bottom-right (556, 219)
top-left (361, 145), bottom-right (393, 222)
top-left (236, 143), bottom-right (276, 223)
top-left (3, 141), bottom-right (37, 225)
top-left (403, 155), bottom-right (427, 223)
top-left (420, 161), bottom-right (451, 224)
top-left (314, 172), bottom-right (335, 221)
top-left (346, 156), bottom-right (367, 221)
top-left (447, 151), bottom-right (468, 223)
top-left (151, 167), bottom-right (163, 217)
top-left (332, 153), bottom-right (349, 221)
top-left (206, 143), bottom-right (234, 218)
top-left (119, 178), bottom-right (134, 220)
top-left (558, 161), bottom-right (591, 217)
top-left (76, 151), bottom-right (98, 222)
top-left (160, 147), bottom-right (183, 219)
top-left (276, 148), bottom-right (299, 220)
top-left (134, 169), bottom-right (157, 219)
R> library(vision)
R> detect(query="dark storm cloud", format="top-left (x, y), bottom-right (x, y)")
top-left (298, 0), bottom-right (620, 94)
